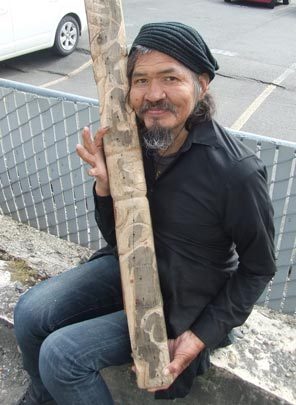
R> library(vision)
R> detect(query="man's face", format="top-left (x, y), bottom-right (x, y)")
top-left (129, 50), bottom-right (198, 136)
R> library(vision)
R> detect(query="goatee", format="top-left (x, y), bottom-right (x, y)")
top-left (137, 100), bottom-right (177, 151)
top-left (141, 124), bottom-right (175, 151)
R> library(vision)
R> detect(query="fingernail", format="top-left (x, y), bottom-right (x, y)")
top-left (163, 368), bottom-right (170, 376)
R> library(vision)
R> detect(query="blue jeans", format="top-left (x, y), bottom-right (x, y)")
top-left (14, 255), bottom-right (132, 405)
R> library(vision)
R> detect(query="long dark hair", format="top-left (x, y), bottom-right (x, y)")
top-left (126, 45), bottom-right (215, 130)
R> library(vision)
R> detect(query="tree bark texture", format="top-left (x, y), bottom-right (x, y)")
top-left (84, 0), bottom-right (173, 389)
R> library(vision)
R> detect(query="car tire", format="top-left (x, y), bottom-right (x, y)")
top-left (224, 0), bottom-right (231, 2)
top-left (283, 0), bottom-right (289, 4)
top-left (53, 15), bottom-right (80, 56)
top-left (267, 0), bottom-right (276, 8)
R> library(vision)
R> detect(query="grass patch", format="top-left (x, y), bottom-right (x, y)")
top-left (7, 259), bottom-right (40, 286)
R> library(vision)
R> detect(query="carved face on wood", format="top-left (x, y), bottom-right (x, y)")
top-left (129, 50), bottom-right (208, 139)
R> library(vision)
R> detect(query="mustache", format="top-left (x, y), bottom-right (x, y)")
top-left (139, 100), bottom-right (177, 115)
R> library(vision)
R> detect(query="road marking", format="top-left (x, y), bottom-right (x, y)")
top-left (125, 46), bottom-right (238, 56)
top-left (40, 59), bottom-right (93, 88)
top-left (211, 49), bottom-right (238, 57)
top-left (231, 62), bottom-right (296, 131)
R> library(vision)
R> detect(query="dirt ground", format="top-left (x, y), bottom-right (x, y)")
top-left (0, 321), bottom-right (28, 405)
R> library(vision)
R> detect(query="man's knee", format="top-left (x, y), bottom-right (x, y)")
top-left (39, 328), bottom-right (87, 388)
top-left (14, 287), bottom-right (42, 343)
top-left (39, 330), bottom-right (69, 387)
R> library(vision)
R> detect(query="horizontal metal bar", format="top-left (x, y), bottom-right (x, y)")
top-left (0, 78), bottom-right (99, 106)
top-left (227, 128), bottom-right (296, 149)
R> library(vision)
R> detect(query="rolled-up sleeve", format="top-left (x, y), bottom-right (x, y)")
top-left (191, 161), bottom-right (276, 349)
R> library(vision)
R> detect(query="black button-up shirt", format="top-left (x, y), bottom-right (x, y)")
top-left (94, 119), bottom-right (276, 350)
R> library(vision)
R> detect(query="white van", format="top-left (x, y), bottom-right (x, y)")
top-left (0, 0), bottom-right (87, 61)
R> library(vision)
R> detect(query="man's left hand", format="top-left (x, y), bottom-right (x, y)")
top-left (147, 330), bottom-right (206, 392)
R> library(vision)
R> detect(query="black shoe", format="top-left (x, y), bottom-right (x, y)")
top-left (16, 384), bottom-right (56, 405)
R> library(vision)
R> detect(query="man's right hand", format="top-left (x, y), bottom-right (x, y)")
top-left (76, 127), bottom-right (110, 196)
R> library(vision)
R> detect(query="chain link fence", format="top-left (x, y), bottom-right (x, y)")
top-left (0, 79), bottom-right (295, 314)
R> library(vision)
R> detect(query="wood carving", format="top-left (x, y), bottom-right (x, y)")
top-left (84, 0), bottom-right (173, 389)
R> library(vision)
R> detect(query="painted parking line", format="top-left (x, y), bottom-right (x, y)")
top-left (125, 46), bottom-right (239, 57)
top-left (40, 59), bottom-right (93, 88)
top-left (231, 62), bottom-right (296, 131)
top-left (211, 49), bottom-right (238, 57)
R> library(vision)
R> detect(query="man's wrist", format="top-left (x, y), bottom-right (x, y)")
top-left (95, 182), bottom-right (110, 197)
top-left (188, 330), bottom-right (206, 351)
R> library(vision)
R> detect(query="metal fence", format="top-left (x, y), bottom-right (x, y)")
top-left (0, 79), bottom-right (103, 249)
top-left (0, 79), bottom-right (295, 315)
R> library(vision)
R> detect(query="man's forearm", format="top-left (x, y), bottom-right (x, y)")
top-left (93, 183), bottom-right (116, 247)
top-left (190, 265), bottom-right (274, 348)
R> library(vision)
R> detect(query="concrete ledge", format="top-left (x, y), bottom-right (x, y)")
top-left (102, 363), bottom-right (293, 404)
top-left (0, 214), bottom-right (295, 404)
top-left (210, 307), bottom-right (296, 404)
top-left (0, 320), bottom-right (293, 405)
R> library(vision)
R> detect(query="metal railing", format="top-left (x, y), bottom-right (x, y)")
top-left (0, 79), bottom-right (103, 249)
top-left (0, 78), bottom-right (295, 314)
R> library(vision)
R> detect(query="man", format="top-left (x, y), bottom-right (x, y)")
top-left (14, 22), bottom-right (276, 405)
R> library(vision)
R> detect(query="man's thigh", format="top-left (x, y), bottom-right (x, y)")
top-left (40, 310), bottom-right (132, 374)
top-left (16, 255), bottom-right (123, 332)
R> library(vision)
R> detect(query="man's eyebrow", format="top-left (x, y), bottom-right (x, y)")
top-left (132, 68), bottom-right (181, 77)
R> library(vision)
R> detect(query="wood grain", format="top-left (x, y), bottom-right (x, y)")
top-left (84, 0), bottom-right (173, 389)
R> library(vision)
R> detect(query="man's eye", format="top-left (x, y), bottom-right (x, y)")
top-left (164, 76), bottom-right (178, 82)
top-left (134, 78), bottom-right (147, 85)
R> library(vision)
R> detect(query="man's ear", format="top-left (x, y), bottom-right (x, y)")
top-left (198, 73), bottom-right (210, 99)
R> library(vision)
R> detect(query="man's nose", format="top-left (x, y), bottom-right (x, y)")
top-left (144, 80), bottom-right (166, 102)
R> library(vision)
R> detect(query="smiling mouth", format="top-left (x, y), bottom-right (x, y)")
top-left (145, 109), bottom-right (171, 116)
top-left (139, 101), bottom-right (177, 117)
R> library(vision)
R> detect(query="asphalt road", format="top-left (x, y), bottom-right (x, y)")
top-left (0, 0), bottom-right (295, 142)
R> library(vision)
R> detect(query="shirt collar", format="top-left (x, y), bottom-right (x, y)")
top-left (181, 119), bottom-right (220, 153)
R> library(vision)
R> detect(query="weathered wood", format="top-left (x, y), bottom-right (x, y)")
top-left (84, 0), bottom-right (173, 389)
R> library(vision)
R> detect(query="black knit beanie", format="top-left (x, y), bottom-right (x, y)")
top-left (130, 22), bottom-right (219, 81)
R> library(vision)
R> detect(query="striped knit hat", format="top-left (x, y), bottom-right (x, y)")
top-left (130, 22), bottom-right (219, 81)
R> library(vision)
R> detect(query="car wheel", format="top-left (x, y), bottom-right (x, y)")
top-left (283, 0), bottom-right (289, 4)
top-left (53, 16), bottom-right (80, 56)
top-left (267, 0), bottom-right (276, 8)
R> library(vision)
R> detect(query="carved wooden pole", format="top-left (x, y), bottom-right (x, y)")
top-left (84, 0), bottom-right (173, 389)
